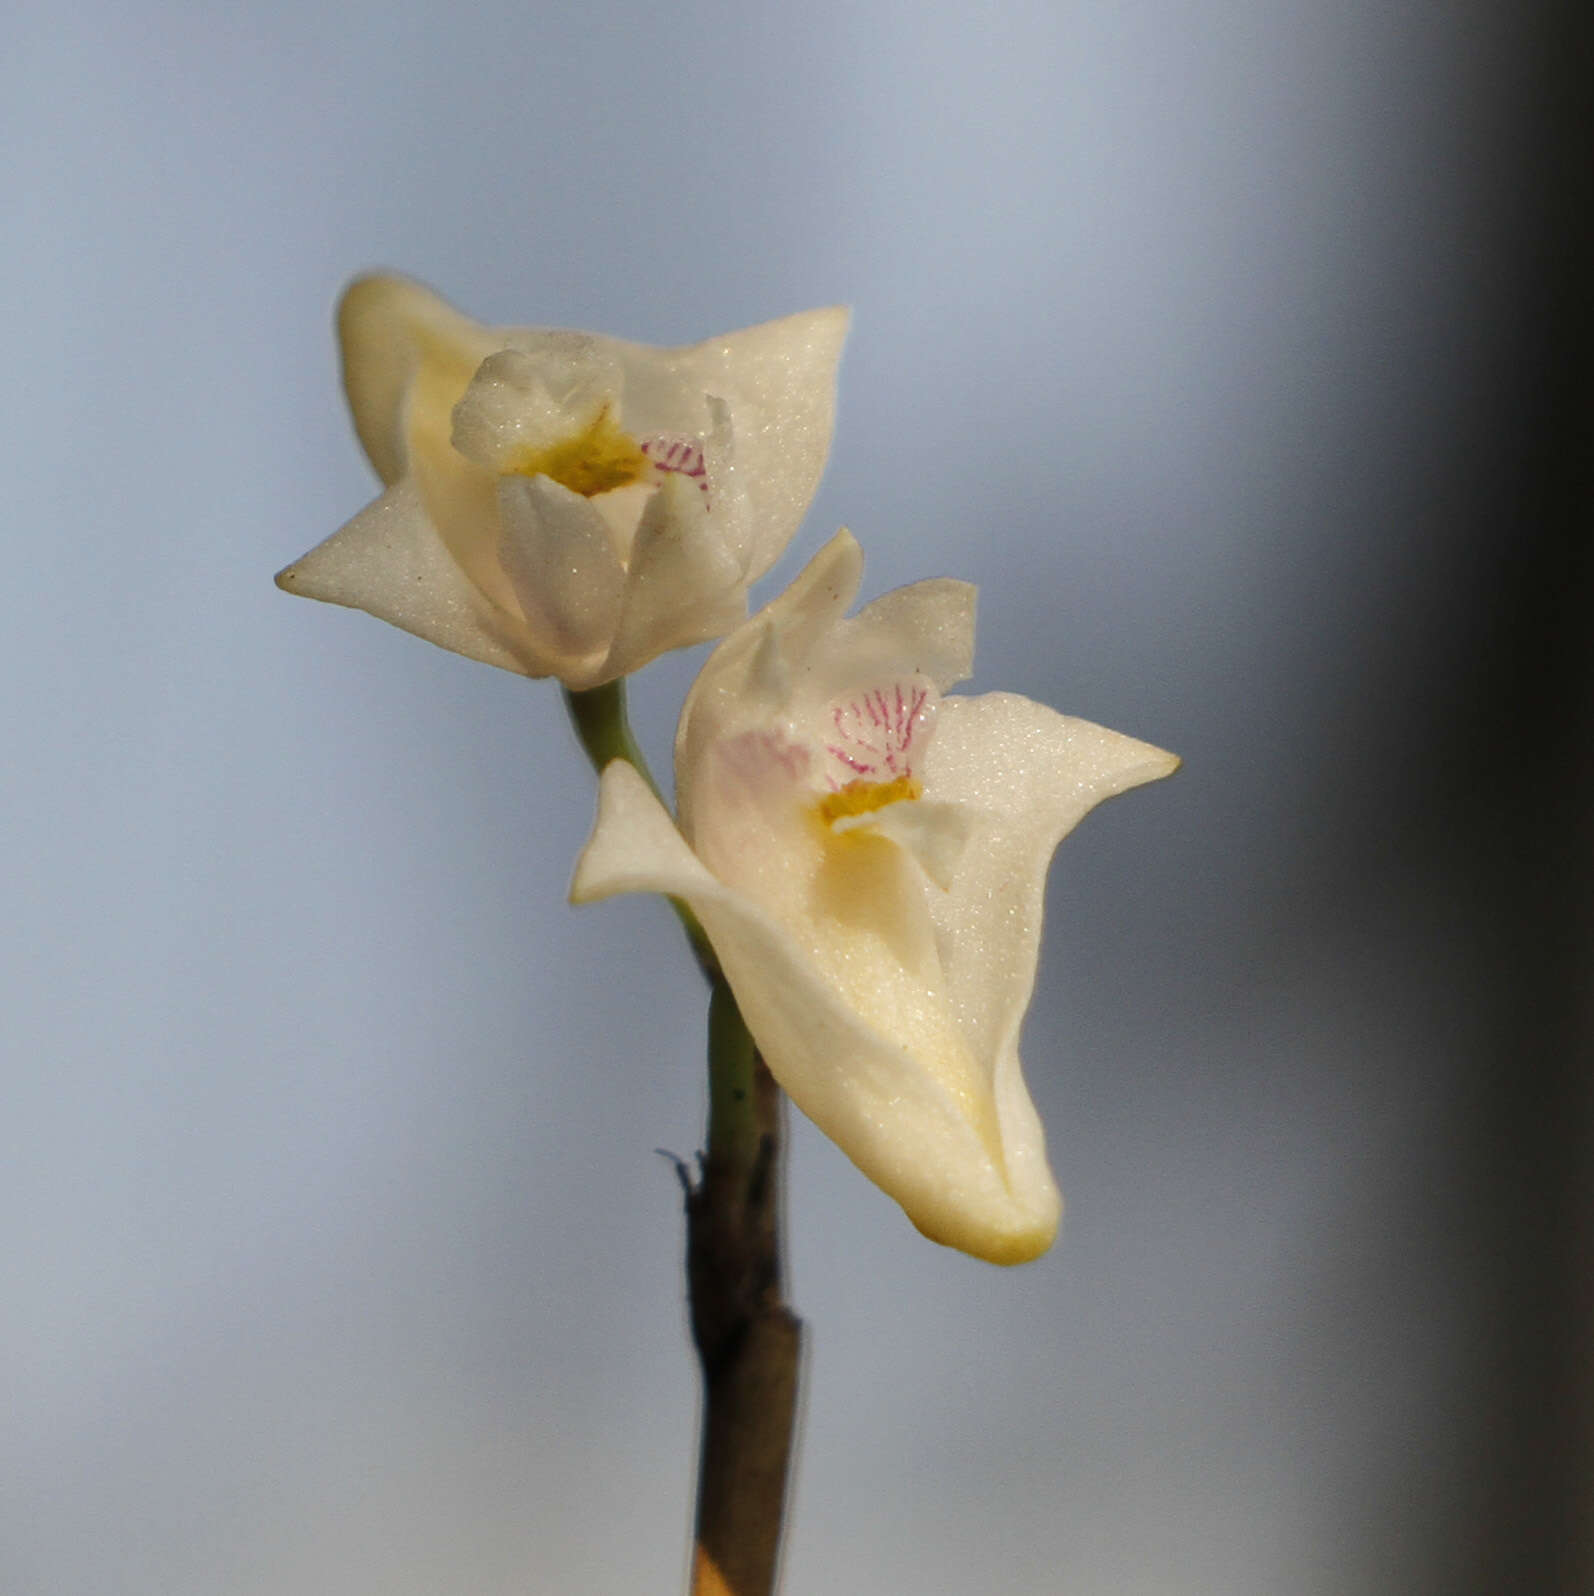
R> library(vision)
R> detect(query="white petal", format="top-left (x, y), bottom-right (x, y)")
top-left (602, 309), bottom-right (848, 575)
top-left (834, 577), bottom-right (976, 695)
top-left (746, 621), bottom-right (791, 710)
top-left (697, 395), bottom-right (756, 569)
top-left (572, 762), bottom-right (1060, 1264)
top-left (597, 472), bottom-right (747, 684)
top-left (920, 694), bottom-right (1179, 1200)
top-left (496, 475), bottom-right (627, 665)
top-left (570, 756), bottom-right (720, 906)
top-left (275, 480), bottom-right (542, 675)
top-left (337, 274), bottom-right (498, 487)
top-left (678, 307), bottom-right (851, 580)
top-left (338, 277), bottom-right (512, 613)
top-left (676, 530), bottom-right (864, 839)
top-left (586, 481), bottom-right (654, 563)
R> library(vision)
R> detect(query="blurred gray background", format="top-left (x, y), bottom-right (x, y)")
top-left (5, 0), bottom-right (1589, 1592)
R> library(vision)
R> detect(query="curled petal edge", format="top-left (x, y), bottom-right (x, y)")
top-left (922, 694), bottom-right (1182, 1105)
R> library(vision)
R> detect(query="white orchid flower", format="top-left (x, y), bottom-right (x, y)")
top-left (277, 274), bottom-right (848, 687)
top-left (572, 531), bottom-right (1179, 1264)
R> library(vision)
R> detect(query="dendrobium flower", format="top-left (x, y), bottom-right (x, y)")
top-left (572, 531), bottom-right (1179, 1264)
top-left (276, 274), bottom-right (848, 687)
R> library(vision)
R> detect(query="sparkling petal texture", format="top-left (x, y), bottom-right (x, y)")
top-left (273, 480), bottom-right (542, 674)
top-left (602, 474), bottom-right (747, 681)
top-left (497, 475), bottom-right (627, 660)
top-left (277, 274), bottom-right (849, 685)
top-left (572, 532), bottom-right (1180, 1263)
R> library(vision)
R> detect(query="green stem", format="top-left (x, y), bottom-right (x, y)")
top-left (563, 678), bottom-right (666, 804)
top-left (562, 680), bottom-right (719, 981)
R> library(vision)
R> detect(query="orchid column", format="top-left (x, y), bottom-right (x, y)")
top-left (278, 273), bottom-right (1176, 1596)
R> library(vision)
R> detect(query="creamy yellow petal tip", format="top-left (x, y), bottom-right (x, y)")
top-left (912, 1207), bottom-right (1060, 1267)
